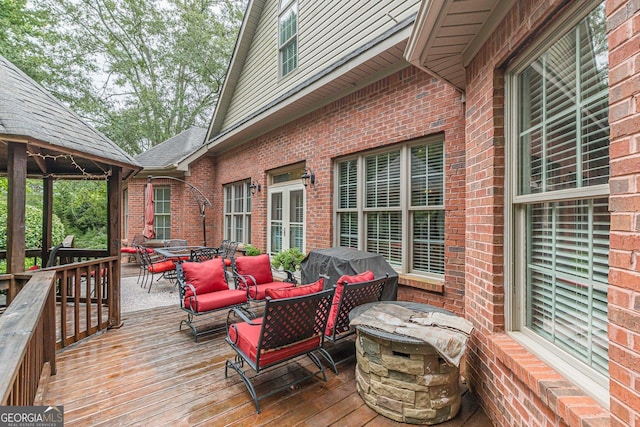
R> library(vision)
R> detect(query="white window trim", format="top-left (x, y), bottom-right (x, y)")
top-left (278, 0), bottom-right (298, 78)
top-left (154, 186), bottom-right (171, 240)
top-left (223, 181), bottom-right (251, 244)
top-left (333, 136), bottom-right (445, 279)
top-left (504, 0), bottom-right (610, 408)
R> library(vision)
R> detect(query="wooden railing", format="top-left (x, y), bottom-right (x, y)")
top-left (47, 255), bottom-right (118, 349)
top-left (0, 270), bottom-right (56, 405)
top-left (0, 251), bottom-right (120, 403)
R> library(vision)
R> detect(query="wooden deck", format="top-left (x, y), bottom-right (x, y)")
top-left (43, 301), bottom-right (492, 426)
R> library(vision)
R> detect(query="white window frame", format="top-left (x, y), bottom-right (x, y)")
top-left (334, 136), bottom-right (445, 279)
top-left (154, 186), bottom-right (171, 240)
top-left (278, 0), bottom-right (298, 77)
top-left (504, 0), bottom-right (610, 407)
top-left (223, 180), bottom-right (251, 244)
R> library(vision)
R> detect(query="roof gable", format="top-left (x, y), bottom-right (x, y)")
top-left (198, 0), bottom-right (421, 162)
top-left (135, 127), bottom-right (207, 169)
top-left (0, 55), bottom-right (140, 177)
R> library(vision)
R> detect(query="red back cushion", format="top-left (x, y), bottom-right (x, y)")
top-left (182, 258), bottom-right (228, 297)
top-left (234, 254), bottom-right (273, 285)
top-left (326, 270), bottom-right (375, 335)
top-left (265, 277), bottom-right (324, 300)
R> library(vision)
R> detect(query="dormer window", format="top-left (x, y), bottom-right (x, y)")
top-left (279, 0), bottom-right (298, 77)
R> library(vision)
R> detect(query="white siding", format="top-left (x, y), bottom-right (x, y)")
top-left (222, 0), bottom-right (420, 130)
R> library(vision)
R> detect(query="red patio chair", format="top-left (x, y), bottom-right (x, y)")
top-left (136, 245), bottom-right (176, 293)
top-left (318, 271), bottom-right (387, 374)
top-left (176, 258), bottom-right (249, 342)
top-left (232, 254), bottom-right (296, 301)
top-left (225, 280), bottom-right (333, 413)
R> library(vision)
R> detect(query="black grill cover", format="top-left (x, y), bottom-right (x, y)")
top-left (301, 247), bottom-right (398, 301)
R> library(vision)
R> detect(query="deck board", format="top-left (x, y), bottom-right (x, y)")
top-left (44, 303), bottom-right (492, 426)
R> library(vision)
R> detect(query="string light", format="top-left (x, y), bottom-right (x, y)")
top-left (26, 150), bottom-right (112, 180)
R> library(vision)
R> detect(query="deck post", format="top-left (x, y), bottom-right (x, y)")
top-left (7, 142), bottom-right (26, 273)
top-left (107, 167), bottom-right (122, 328)
top-left (41, 177), bottom-right (53, 268)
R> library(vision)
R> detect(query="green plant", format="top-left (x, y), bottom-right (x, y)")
top-left (243, 244), bottom-right (261, 256)
top-left (271, 247), bottom-right (305, 272)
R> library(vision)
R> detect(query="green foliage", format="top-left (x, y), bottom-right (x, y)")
top-left (0, 204), bottom-right (66, 249)
top-left (53, 180), bottom-right (107, 248)
top-left (243, 244), bottom-right (261, 256)
top-left (32, 0), bottom-right (246, 154)
top-left (271, 248), bottom-right (305, 272)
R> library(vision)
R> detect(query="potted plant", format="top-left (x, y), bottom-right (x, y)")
top-left (243, 244), bottom-right (261, 256)
top-left (271, 247), bottom-right (305, 272)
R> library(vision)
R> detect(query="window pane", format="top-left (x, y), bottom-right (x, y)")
top-left (517, 3), bottom-right (609, 196)
top-left (365, 151), bottom-right (400, 208)
top-left (411, 142), bottom-right (444, 206)
top-left (154, 187), bottom-right (170, 240)
top-left (526, 198), bottom-right (610, 374)
top-left (223, 181), bottom-right (250, 242)
top-left (413, 210), bottom-right (444, 274)
top-left (366, 212), bottom-right (402, 267)
top-left (338, 212), bottom-right (358, 248)
top-left (279, 2), bottom-right (297, 76)
top-left (338, 160), bottom-right (358, 209)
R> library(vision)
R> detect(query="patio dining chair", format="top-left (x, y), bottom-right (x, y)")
top-left (136, 245), bottom-right (177, 293)
top-left (225, 283), bottom-right (334, 413)
top-left (189, 247), bottom-right (218, 263)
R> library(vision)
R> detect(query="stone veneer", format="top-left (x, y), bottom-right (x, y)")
top-left (354, 329), bottom-right (461, 424)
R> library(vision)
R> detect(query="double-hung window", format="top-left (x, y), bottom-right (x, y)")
top-left (279, 0), bottom-right (298, 77)
top-left (336, 138), bottom-right (445, 277)
top-left (507, 1), bottom-right (609, 400)
top-left (224, 181), bottom-right (251, 244)
top-left (154, 186), bottom-right (171, 240)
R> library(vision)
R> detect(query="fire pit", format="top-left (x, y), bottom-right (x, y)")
top-left (350, 302), bottom-right (472, 425)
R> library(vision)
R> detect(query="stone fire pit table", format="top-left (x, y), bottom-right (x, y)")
top-left (349, 301), bottom-right (472, 425)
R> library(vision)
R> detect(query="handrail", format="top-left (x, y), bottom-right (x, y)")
top-left (0, 270), bottom-right (57, 405)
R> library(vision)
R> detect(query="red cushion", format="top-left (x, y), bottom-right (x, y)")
top-left (224, 258), bottom-right (232, 267)
top-left (248, 282), bottom-right (295, 300)
top-left (146, 248), bottom-right (155, 253)
top-left (229, 318), bottom-right (320, 368)
top-left (325, 270), bottom-right (375, 336)
top-left (121, 247), bottom-right (137, 254)
top-left (27, 265), bottom-right (40, 271)
top-left (148, 260), bottom-right (176, 273)
top-left (265, 277), bottom-right (324, 300)
top-left (234, 254), bottom-right (273, 285)
top-left (181, 258), bottom-right (228, 297)
top-left (184, 288), bottom-right (247, 312)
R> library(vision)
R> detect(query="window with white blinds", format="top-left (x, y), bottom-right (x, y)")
top-left (336, 139), bottom-right (445, 276)
top-left (224, 181), bottom-right (251, 244)
top-left (279, 0), bottom-right (297, 77)
top-left (512, 3), bottom-right (609, 376)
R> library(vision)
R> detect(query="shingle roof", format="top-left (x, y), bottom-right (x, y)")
top-left (0, 55), bottom-right (140, 172)
top-left (135, 127), bottom-right (207, 169)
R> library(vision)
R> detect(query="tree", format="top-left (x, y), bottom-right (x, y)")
top-left (35, 0), bottom-right (246, 154)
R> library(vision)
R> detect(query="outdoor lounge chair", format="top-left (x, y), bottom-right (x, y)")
top-left (176, 258), bottom-right (250, 342)
top-left (318, 271), bottom-right (387, 374)
top-left (232, 254), bottom-right (296, 301)
top-left (225, 282), bottom-right (333, 413)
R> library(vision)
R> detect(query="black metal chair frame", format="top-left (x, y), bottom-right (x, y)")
top-left (225, 288), bottom-right (334, 413)
top-left (319, 275), bottom-right (387, 374)
top-left (136, 245), bottom-right (177, 293)
top-left (189, 247), bottom-right (218, 263)
top-left (176, 262), bottom-right (251, 342)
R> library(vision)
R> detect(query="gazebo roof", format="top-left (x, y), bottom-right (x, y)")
top-left (0, 55), bottom-right (141, 179)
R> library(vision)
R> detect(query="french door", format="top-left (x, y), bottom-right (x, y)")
top-left (268, 183), bottom-right (305, 254)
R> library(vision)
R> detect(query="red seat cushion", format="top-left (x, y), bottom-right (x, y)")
top-left (229, 318), bottom-right (320, 368)
top-left (146, 247), bottom-right (155, 253)
top-left (148, 260), bottom-right (176, 273)
top-left (248, 282), bottom-right (295, 300)
top-left (121, 247), bottom-right (137, 254)
top-left (234, 254), bottom-right (273, 285)
top-left (181, 258), bottom-right (228, 296)
top-left (184, 288), bottom-right (247, 312)
top-left (265, 277), bottom-right (324, 300)
top-left (224, 258), bottom-right (232, 267)
top-left (325, 270), bottom-right (375, 336)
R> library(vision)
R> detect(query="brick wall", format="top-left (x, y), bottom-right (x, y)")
top-left (606, 0), bottom-right (640, 425)
top-left (211, 66), bottom-right (467, 314)
top-left (463, 0), bottom-right (639, 425)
